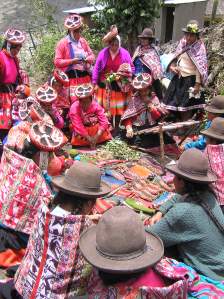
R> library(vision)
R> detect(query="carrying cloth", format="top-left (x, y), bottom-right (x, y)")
top-left (0, 147), bottom-right (52, 234)
top-left (15, 204), bottom-right (93, 299)
top-left (168, 38), bottom-right (208, 85)
top-left (205, 144), bottom-right (224, 206)
top-left (132, 46), bottom-right (163, 80)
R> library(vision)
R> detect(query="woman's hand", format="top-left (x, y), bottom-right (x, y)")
top-left (193, 83), bottom-right (201, 95)
top-left (126, 125), bottom-right (134, 138)
top-left (147, 212), bottom-right (163, 226)
top-left (72, 57), bottom-right (81, 64)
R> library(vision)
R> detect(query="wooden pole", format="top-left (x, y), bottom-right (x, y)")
top-left (159, 123), bottom-right (165, 169)
top-left (211, 0), bottom-right (219, 24)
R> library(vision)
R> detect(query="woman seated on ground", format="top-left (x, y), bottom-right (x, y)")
top-left (14, 162), bottom-right (111, 299)
top-left (147, 148), bottom-right (224, 281)
top-left (120, 73), bottom-right (173, 149)
top-left (35, 84), bottom-right (64, 129)
top-left (48, 69), bottom-right (70, 121)
top-left (184, 95), bottom-right (224, 150)
top-left (201, 117), bottom-right (224, 212)
top-left (80, 206), bottom-right (224, 298)
top-left (70, 83), bottom-right (112, 148)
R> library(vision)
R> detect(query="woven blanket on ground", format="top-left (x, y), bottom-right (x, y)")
top-left (87, 257), bottom-right (224, 298)
top-left (15, 204), bottom-right (93, 299)
top-left (205, 144), bottom-right (224, 206)
top-left (0, 147), bottom-right (52, 234)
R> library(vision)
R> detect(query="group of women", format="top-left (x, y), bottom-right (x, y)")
top-left (0, 13), bottom-right (223, 299)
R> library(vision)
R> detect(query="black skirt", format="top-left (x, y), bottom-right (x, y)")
top-left (163, 75), bottom-right (205, 111)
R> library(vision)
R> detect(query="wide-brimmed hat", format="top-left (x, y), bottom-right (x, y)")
top-left (117, 63), bottom-right (132, 78)
top-left (102, 25), bottom-right (118, 44)
top-left (18, 96), bottom-right (38, 121)
top-left (79, 206), bottom-right (164, 273)
top-left (36, 85), bottom-right (57, 104)
top-left (64, 14), bottom-right (83, 30)
top-left (53, 69), bottom-right (70, 87)
top-left (205, 95), bottom-right (224, 114)
top-left (201, 117), bottom-right (224, 142)
top-left (29, 121), bottom-right (68, 152)
top-left (138, 28), bottom-right (155, 39)
top-left (166, 148), bottom-right (217, 183)
top-left (4, 28), bottom-right (26, 45)
top-left (52, 161), bottom-right (111, 198)
top-left (182, 20), bottom-right (202, 34)
top-left (75, 83), bottom-right (94, 99)
top-left (132, 73), bottom-right (152, 90)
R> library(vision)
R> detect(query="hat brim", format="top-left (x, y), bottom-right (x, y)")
top-left (182, 28), bottom-right (202, 33)
top-left (166, 163), bottom-right (217, 183)
top-left (201, 128), bottom-right (224, 142)
top-left (79, 226), bottom-right (164, 273)
top-left (138, 35), bottom-right (155, 39)
top-left (52, 175), bottom-right (111, 198)
top-left (205, 105), bottom-right (224, 114)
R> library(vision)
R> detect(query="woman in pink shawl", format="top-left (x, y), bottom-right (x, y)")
top-left (163, 20), bottom-right (207, 121)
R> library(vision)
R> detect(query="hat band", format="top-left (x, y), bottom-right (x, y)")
top-left (96, 244), bottom-right (147, 261)
top-left (177, 163), bottom-right (207, 177)
top-left (64, 176), bottom-right (101, 191)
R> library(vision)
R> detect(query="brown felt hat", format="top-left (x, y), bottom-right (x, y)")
top-left (79, 206), bottom-right (164, 273)
top-left (201, 117), bottom-right (224, 142)
top-left (52, 161), bottom-right (111, 198)
top-left (102, 25), bottom-right (118, 44)
top-left (138, 28), bottom-right (155, 39)
top-left (182, 20), bottom-right (202, 34)
top-left (205, 96), bottom-right (224, 114)
top-left (166, 148), bottom-right (217, 183)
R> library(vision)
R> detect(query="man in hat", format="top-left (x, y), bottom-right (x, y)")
top-left (132, 28), bottom-right (163, 100)
top-left (15, 162), bottom-right (111, 298)
top-left (163, 20), bottom-right (207, 121)
top-left (184, 95), bottom-right (224, 150)
top-left (201, 117), bottom-right (224, 211)
top-left (147, 148), bottom-right (224, 281)
top-left (54, 14), bottom-right (95, 102)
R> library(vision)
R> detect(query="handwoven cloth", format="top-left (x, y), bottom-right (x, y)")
top-left (169, 38), bottom-right (207, 85)
top-left (205, 144), bottom-right (224, 206)
top-left (15, 204), bottom-right (93, 299)
top-left (0, 147), bottom-right (52, 234)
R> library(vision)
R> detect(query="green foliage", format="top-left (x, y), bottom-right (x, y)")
top-left (25, 0), bottom-right (56, 26)
top-left (28, 29), bottom-right (64, 83)
top-left (89, 0), bottom-right (162, 50)
top-left (0, 35), bottom-right (3, 49)
top-left (82, 25), bottom-right (102, 54)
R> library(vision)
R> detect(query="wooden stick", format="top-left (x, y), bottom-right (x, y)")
top-left (133, 120), bottom-right (201, 136)
top-left (159, 123), bottom-right (165, 170)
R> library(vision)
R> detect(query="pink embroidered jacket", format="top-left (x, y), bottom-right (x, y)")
top-left (54, 36), bottom-right (95, 72)
top-left (69, 100), bottom-right (109, 137)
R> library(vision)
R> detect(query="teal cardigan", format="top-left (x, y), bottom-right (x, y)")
top-left (146, 191), bottom-right (224, 281)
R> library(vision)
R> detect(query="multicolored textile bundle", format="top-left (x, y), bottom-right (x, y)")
top-left (0, 147), bottom-right (52, 234)
top-left (15, 204), bottom-right (93, 299)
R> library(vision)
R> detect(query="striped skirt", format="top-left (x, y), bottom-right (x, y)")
top-left (95, 87), bottom-right (129, 116)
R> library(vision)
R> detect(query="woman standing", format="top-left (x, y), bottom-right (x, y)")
top-left (92, 25), bottom-right (134, 135)
top-left (0, 28), bottom-right (29, 147)
top-left (132, 28), bottom-right (163, 100)
top-left (54, 14), bottom-right (95, 102)
top-left (163, 20), bottom-right (207, 121)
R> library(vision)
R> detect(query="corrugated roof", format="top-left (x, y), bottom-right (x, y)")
top-left (164, 0), bottom-right (206, 4)
top-left (63, 5), bottom-right (104, 14)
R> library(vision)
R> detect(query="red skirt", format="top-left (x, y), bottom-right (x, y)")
top-left (71, 123), bottom-right (112, 146)
top-left (69, 75), bottom-right (91, 103)
top-left (0, 92), bottom-right (13, 129)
